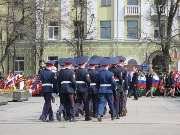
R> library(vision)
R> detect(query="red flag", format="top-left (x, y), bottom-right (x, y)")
top-left (174, 48), bottom-right (179, 60)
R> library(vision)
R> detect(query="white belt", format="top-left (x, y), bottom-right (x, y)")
top-left (61, 81), bottom-right (71, 84)
top-left (42, 83), bottom-right (52, 87)
top-left (90, 83), bottom-right (96, 86)
top-left (115, 79), bottom-right (119, 82)
top-left (100, 84), bottom-right (111, 87)
top-left (76, 81), bottom-right (85, 83)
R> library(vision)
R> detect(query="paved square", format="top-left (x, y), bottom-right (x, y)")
top-left (0, 97), bottom-right (180, 135)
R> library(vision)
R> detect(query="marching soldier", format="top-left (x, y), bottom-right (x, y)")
top-left (87, 58), bottom-right (99, 118)
top-left (96, 58), bottom-right (117, 122)
top-left (108, 57), bottom-right (123, 119)
top-left (56, 58), bottom-right (67, 121)
top-left (116, 56), bottom-right (128, 116)
top-left (57, 58), bottom-right (77, 122)
top-left (29, 60), bottom-right (57, 122)
top-left (74, 56), bottom-right (92, 121)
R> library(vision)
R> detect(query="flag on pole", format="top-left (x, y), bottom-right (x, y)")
top-left (174, 48), bottom-right (179, 60)
top-left (146, 51), bottom-right (148, 62)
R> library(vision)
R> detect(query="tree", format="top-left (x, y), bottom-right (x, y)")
top-left (0, 0), bottom-right (61, 72)
top-left (146, 0), bottom-right (180, 71)
top-left (64, 0), bottom-right (96, 57)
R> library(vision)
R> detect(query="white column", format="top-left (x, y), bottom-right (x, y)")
top-left (87, 0), bottom-right (97, 39)
top-left (141, 0), bottom-right (151, 39)
top-left (61, 0), bottom-right (70, 39)
top-left (114, 0), bottom-right (124, 40)
top-left (178, 60), bottom-right (180, 71)
top-left (36, 0), bottom-right (44, 39)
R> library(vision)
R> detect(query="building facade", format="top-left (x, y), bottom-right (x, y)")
top-left (0, 0), bottom-right (180, 76)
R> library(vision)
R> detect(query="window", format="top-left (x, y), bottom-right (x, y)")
top-left (15, 57), bottom-right (24, 72)
top-left (14, 0), bottom-right (22, 7)
top-left (101, 0), bottom-right (111, 6)
top-left (74, 0), bottom-right (82, 6)
top-left (18, 33), bottom-right (25, 40)
top-left (154, 20), bottom-right (165, 38)
top-left (128, 59), bottom-right (138, 65)
top-left (154, 0), bottom-right (166, 5)
top-left (127, 21), bottom-right (138, 39)
top-left (127, 0), bottom-right (138, 5)
top-left (48, 56), bottom-right (58, 70)
top-left (100, 21), bottom-right (111, 39)
top-left (48, 22), bottom-right (59, 40)
top-left (48, 0), bottom-right (58, 6)
top-left (74, 21), bottom-right (84, 39)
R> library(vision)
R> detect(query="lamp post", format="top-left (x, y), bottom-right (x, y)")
top-left (116, 0), bottom-right (119, 56)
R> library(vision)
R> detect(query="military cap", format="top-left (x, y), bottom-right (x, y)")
top-left (72, 58), bottom-right (78, 67)
top-left (116, 56), bottom-right (126, 62)
top-left (90, 55), bottom-right (99, 59)
top-left (76, 56), bottom-right (89, 65)
top-left (64, 58), bottom-right (74, 65)
top-left (58, 58), bottom-right (66, 66)
top-left (88, 58), bottom-right (98, 65)
top-left (99, 58), bottom-right (110, 66)
top-left (110, 57), bottom-right (119, 65)
top-left (45, 60), bottom-right (55, 67)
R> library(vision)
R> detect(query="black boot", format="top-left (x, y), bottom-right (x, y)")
top-left (56, 112), bottom-right (61, 122)
top-left (85, 116), bottom-right (92, 121)
top-left (97, 115), bottom-right (102, 122)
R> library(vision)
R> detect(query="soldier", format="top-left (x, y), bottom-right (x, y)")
top-left (108, 57), bottom-right (123, 119)
top-left (74, 56), bottom-right (92, 121)
top-left (72, 58), bottom-right (84, 117)
top-left (87, 58), bottom-right (99, 118)
top-left (56, 58), bottom-right (67, 121)
top-left (116, 56), bottom-right (128, 116)
top-left (96, 58), bottom-right (117, 122)
top-left (57, 58), bottom-right (77, 122)
top-left (29, 60), bottom-right (57, 122)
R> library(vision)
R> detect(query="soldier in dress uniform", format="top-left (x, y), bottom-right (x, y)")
top-left (96, 58), bottom-right (117, 122)
top-left (29, 60), bottom-right (57, 122)
top-left (116, 56), bottom-right (128, 116)
top-left (56, 58), bottom-right (67, 121)
top-left (108, 57), bottom-right (123, 119)
top-left (72, 58), bottom-right (84, 117)
top-left (57, 58), bottom-right (77, 122)
top-left (74, 56), bottom-right (92, 121)
top-left (87, 58), bottom-right (99, 118)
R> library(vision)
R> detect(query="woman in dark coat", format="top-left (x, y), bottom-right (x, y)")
top-left (145, 69), bottom-right (155, 98)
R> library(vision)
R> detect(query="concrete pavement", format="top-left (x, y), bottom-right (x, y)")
top-left (0, 96), bottom-right (180, 135)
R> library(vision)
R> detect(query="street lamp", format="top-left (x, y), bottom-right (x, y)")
top-left (116, 0), bottom-right (119, 56)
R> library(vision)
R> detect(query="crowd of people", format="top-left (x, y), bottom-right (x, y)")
top-left (28, 56), bottom-right (179, 122)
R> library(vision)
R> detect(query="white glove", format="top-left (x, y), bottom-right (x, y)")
top-left (125, 90), bottom-right (128, 95)
top-left (29, 89), bottom-right (33, 93)
top-left (52, 93), bottom-right (58, 98)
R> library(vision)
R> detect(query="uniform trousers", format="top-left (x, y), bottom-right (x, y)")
top-left (41, 92), bottom-right (53, 120)
top-left (75, 92), bottom-right (90, 117)
top-left (59, 93), bottom-right (75, 119)
top-left (98, 93), bottom-right (115, 118)
top-left (88, 93), bottom-right (98, 116)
